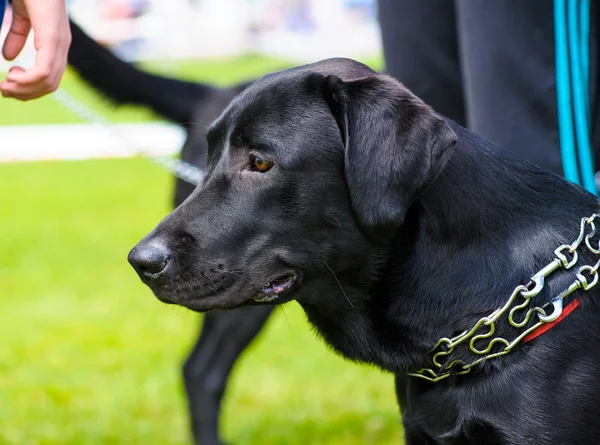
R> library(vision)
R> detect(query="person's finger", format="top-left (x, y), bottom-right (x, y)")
top-left (2, 66), bottom-right (27, 90)
top-left (1, 68), bottom-right (58, 100)
top-left (6, 66), bottom-right (27, 76)
top-left (0, 77), bottom-right (18, 97)
top-left (0, 86), bottom-right (15, 98)
top-left (0, 75), bottom-right (55, 100)
top-left (0, 66), bottom-right (24, 94)
top-left (1, 75), bottom-right (58, 100)
top-left (6, 43), bottom-right (56, 85)
top-left (2, 13), bottom-right (31, 61)
top-left (1, 89), bottom-right (34, 100)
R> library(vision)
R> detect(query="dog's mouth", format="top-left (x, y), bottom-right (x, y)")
top-left (250, 272), bottom-right (300, 303)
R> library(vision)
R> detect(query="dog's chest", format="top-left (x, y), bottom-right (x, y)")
top-left (401, 383), bottom-right (511, 445)
top-left (403, 409), bottom-right (507, 445)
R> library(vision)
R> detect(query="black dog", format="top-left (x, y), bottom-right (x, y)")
top-left (67, 20), bottom-right (278, 445)
top-left (128, 57), bottom-right (600, 444)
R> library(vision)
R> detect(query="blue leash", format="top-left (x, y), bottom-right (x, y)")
top-left (569, 0), bottom-right (596, 193)
top-left (555, 0), bottom-right (597, 195)
top-left (555, 0), bottom-right (582, 186)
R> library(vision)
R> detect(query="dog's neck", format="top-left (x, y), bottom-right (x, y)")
top-left (301, 122), bottom-right (599, 375)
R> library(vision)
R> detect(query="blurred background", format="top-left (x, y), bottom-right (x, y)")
top-left (0, 1), bottom-right (401, 444)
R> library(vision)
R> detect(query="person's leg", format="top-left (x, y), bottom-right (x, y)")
top-left (377, 0), bottom-right (466, 126)
top-left (455, 0), bottom-right (597, 191)
top-left (587, 1), bottom-right (600, 181)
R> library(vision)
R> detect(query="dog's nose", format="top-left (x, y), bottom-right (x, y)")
top-left (128, 242), bottom-right (170, 277)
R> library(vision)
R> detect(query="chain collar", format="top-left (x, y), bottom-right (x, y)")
top-left (409, 213), bottom-right (600, 383)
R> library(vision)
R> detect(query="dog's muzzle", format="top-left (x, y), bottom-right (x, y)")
top-left (128, 241), bottom-right (171, 280)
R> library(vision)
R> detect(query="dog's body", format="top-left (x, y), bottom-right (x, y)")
top-left (128, 57), bottom-right (600, 444)
top-left (67, 21), bottom-right (274, 445)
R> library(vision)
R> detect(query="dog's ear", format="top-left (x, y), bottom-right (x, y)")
top-left (320, 74), bottom-right (457, 238)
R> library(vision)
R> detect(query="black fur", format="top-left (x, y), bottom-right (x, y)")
top-left (67, 20), bottom-right (268, 445)
top-left (129, 57), bottom-right (600, 444)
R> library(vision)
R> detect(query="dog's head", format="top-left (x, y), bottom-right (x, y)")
top-left (128, 58), bottom-right (457, 311)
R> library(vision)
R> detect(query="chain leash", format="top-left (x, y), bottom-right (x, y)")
top-left (51, 88), bottom-right (204, 186)
top-left (409, 213), bottom-right (600, 383)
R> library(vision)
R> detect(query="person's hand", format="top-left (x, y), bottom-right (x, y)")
top-left (1, 0), bottom-right (71, 100)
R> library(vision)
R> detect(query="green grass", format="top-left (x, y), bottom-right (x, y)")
top-left (0, 54), bottom-right (400, 444)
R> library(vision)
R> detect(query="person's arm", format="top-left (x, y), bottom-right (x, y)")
top-left (1, 0), bottom-right (71, 100)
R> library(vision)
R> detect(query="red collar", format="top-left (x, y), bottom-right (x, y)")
top-left (523, 298), bottom-right (580, 343)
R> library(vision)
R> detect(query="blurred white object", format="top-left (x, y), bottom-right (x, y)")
top-left (67, 0), bottom-right (380, 62)
top-left (0, 123), bottom-right (184, 163)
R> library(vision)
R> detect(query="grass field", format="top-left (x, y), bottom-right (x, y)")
top-left (0, 56), bottom-right (402, 444)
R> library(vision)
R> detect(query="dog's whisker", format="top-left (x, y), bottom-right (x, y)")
top-left (205, 284), bottom-right (219, 296)
top-left (201, 271), bottom-right (216, 283)
top-left (184, 279), bottom-right (196, 295)
top-left (323, 262), bottom-right (354, 308)
top-left (189, 275), bottom-right (219, 298)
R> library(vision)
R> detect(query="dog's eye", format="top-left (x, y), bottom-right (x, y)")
top-left (250, 154), bottom-right (274, 173)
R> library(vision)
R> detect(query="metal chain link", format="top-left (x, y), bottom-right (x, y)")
top-left (51, 88), bottom-right (204, 186)
top-left (410, 213), bottom-right (600, 383)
